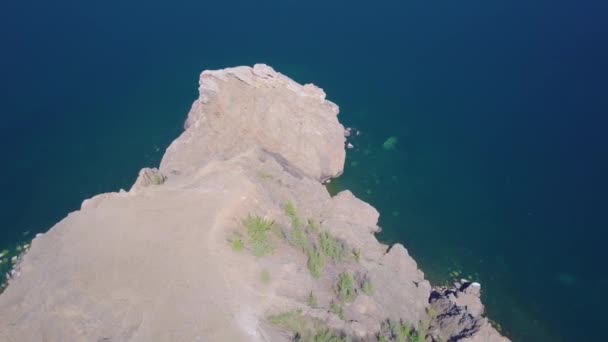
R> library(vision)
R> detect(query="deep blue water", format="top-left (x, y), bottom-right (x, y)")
top-left (1, 1), bottom-right (607, 340)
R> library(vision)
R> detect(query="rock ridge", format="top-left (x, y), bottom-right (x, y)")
top-left (0, 64), bottom-right (509, 342)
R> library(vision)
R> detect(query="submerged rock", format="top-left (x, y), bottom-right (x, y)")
top-left (382, 136), bottom-right (398, 150)
top-left (0, 64), bottom-right (508, 342)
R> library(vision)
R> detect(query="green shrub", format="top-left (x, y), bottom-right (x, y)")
top-left (151, 173), bottom-right (164, 185)
top-left (307, 247), bottom-right (325, 278)
top-left (320, 232), bottom-right (345, 262)
top-left (337, 272), bottom-right (356, 302)
top-left (244, 215), bottom-right (274, 257)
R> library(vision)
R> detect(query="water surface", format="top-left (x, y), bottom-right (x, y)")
top-left (1, 1), bottom-right (607, 340)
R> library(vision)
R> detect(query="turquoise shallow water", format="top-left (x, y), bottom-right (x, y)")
top-left (2, 1), bottom-right (607, 340)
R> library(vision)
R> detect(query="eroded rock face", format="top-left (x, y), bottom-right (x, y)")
top-left (0, 65), bottom-right (508, 342)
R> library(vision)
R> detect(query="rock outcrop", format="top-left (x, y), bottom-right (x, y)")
top-left (428, 282), bottom-right (509, 342)
top-left (0, 64), bottom-right (508, 342)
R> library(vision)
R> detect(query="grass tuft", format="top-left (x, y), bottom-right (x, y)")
top-left (362, 278), bottom-right (374, 295)
top-left (307, 247), bottom-right (325, 279)
top-left (269, 310), bottom-right (307, 333)
top-left (231, 237), bottom-right (244, 252)
top-left (377, 319), bottom-right (428, 342)
top-left (329, 301), bottom-right (345, 320)
top-left (337, 272), bottom-right (356, 302)
top-left (312, 329), bottom-right (347, 342)
top-left (307, 219), bottom-right (320, 233)
top-left (244, 215), bottom-right (274, 257)
top-left (307, 291), bottom-right (318, 308)
top-left (319, 232), bottom-right (345, 262)
top-left (269, 310), bottom-right (346, 342)
top-left (352, 248), bottom-right (361, 263)
top-left (289, 225), bottom-right (310, 252)
top-left (284, 201), bottom-right (303, 228)
top-left (393, 321), bottom-right (413, 342)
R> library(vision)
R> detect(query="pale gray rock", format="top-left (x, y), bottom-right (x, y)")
top-left (461, 281), bottom-right (482, 297)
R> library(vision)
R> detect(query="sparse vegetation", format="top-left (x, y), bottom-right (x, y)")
top-left (285, 201), bottom-right (303, 228)
top-left (283, 202), bottom-right (311, 251)
top-left (329, 301), bottom-right (345, 320)
top-left (393, 321), bottom-right (413, 342)
top-left (230, 236), bottom-right (244, 252)
top-left (352, 248), bottom-right (361, 263)
top-left (269, 310), bottom-right (308, 333)
top-left (362, 278), bottom-right (374, 295)
top-left (259, 171), bottom-right (273, 180)
top-left (307, 291), bottom-right (318, 308)
top-left (319, 232), bottom-right (345, 262)
top-left (307, 247), bottom-right (325, 278)
top-left (377, 320), bottom-right (427, 342)
top-left (310, 329), bottom-right (347, 342)
top-left (269, 310), bottom-right (346, 342)
top-left (289, 225), bottom-right (310, 252)
top-left (244, 215), bottom-right (274, 257)
top-left (427, 307), bottom-right (438, 319)
top-left (337, 272), bottom-right (356, 302)
top-left (307, 219), bottom-right (320, 233)
top-left (260, 270), bottom-right (271, 284)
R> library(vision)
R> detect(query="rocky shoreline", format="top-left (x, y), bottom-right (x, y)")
top-left (0, 64), bottom-right (509, 342)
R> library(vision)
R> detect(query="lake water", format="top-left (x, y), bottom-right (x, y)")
top-left (1, 1), bottom-right (607, 340)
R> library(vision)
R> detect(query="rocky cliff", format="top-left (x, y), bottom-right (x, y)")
top-left (0, 64), bottom-right (509, 342)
